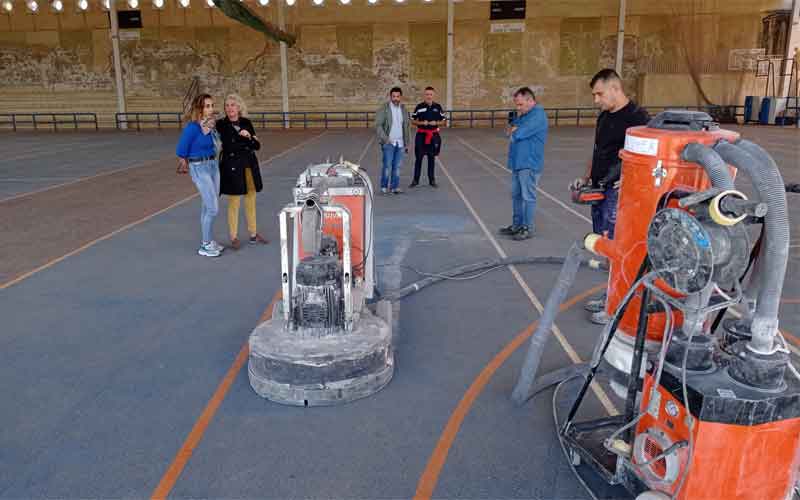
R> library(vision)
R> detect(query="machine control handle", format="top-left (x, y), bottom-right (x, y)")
top-left (678, 187), bottom-right (724, 208)
top-left (647, 110), bottom-right (717, 131)
top-left (719, 196), bottom-right (768, 218)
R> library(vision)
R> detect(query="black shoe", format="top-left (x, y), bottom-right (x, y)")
top-left (498, 224), bottom-right (521, 235)
top-left (429, 181), bottom-right (438, 188)
top-left (409, 182), bottom-right (419, 188)
top-left (392, 188), bottom-right (404, 194)
top-left (513, 227), bottom-right (533, 240)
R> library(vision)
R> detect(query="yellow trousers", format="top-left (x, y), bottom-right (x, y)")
top-left (227, 168), bottom-right (258, 239)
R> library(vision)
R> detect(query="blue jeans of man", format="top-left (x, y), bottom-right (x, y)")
top-left (591, 186), bottom-right (619, 239)
top-left (511, 168), bottom-right (540, 230)
top-left (189, 159), bottom-right (220, 243)
top-left (381, 143), bottom-right (404, 190)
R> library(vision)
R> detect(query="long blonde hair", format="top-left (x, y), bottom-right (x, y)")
top-left (225, 93), bottom-right (248, 118)
top-left (187, 93), bottom-right (214, 123)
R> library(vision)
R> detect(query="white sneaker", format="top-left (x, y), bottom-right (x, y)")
top-left (209, 240), bottom-right (225, 252)
top-left (584, 293), bottom-right (606, 313)
top-left (198, 242), bottom-right (221, 257)
top-left (590, 310), bottom-right (610, 325)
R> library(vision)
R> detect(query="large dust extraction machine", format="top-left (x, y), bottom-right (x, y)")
top-left (512, 110), bottom-right (799, 500)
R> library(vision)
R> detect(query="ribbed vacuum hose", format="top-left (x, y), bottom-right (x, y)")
top-left (714, 140), bottom-right (790, 352)
top-left (681, 142), bottom-right (736, 191)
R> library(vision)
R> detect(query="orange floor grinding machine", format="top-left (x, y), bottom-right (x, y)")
top-left (247, 158), bottom-right (394, 406)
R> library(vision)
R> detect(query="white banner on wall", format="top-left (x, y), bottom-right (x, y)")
top-left (490, 22), bottom-right (525, 34)
top-left (118, 30), bottom-right (141, 41)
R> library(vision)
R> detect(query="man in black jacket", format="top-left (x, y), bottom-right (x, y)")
top-left (572, 69), bottom-right (649, 323)
top-left (409, 87), bottom-right (446, 188)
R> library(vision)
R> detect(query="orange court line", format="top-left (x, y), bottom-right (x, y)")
top-left (0, 131), bottom-right (326, 290)
top-left (151, 290), bottom-right (281, 500)
top-left (414, 283), bottom-right (605, 500)
top-left (0, 155), bottom-right (173, 205)
top-left (783, 329), bottom-right (800, 347)
top-left (0, 193), bottom-right (198, 290)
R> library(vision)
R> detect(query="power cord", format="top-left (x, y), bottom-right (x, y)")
top-left (553, 374), bottom-right (601, 500)
top-left (378, 262), bottom-right (506, 282)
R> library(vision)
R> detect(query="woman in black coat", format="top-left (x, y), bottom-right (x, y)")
top-left (218, 93), bottom-right (268, 249)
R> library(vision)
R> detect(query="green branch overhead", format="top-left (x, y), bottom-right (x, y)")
top-left (212, 0), bottom-right (297, 47)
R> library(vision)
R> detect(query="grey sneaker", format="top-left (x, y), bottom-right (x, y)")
top-left (498, 225), bottom-right (521, 236)
top-left (198, 242), bottom-right (221, 257)
top-left (584, 294), bottom-right (607, 313)
top-left (381, 188), bottom-right (389, 195)
top-left (590, 310), bottom-right (610, 325)
top-left (209, 240), bottom-right (225, 252)
top-left (513, 226), bottom-right (533, 240)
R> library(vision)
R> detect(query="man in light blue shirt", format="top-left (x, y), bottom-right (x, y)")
top-left (499, 87), bottom-right (548, 241)
top-left (375, 87), bottom-right (411, 194)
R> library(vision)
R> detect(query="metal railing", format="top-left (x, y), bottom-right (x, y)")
top-left (115, 112), bottom-right (183, 130)
top-left (447, 107), bottom-right (602, 128)
top-left (446, 105), bottom-right (755, 128)
top-left (6, 104), bottom-right (790, 132)
top-left (248, 111), bottom-right (376, 129)
top-left (0, 112), bottom-right (99, 131)
top-left (112, 111), bottom-right (378, 130)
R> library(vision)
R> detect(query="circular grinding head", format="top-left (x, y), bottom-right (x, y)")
top-left (248, 306), bottom-right (394, 406)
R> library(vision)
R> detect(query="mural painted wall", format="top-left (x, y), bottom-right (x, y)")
top-left (0, 0), bottom-right (791, 121)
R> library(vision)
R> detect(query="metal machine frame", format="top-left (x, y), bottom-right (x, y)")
top-left (279, 204), bottom-right (354, 330)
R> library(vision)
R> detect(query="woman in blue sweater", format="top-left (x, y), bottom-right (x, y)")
top-left (176, 93), bottom-right (224, 257)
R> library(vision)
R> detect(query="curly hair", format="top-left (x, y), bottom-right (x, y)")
top-left (224, 93), bottom-right (248, 118)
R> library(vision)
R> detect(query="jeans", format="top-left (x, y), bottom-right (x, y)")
top-left (511, 168), bottom-right (540, 230)
top-left (380, 143), bottom-right (405, 190)
top-left (189, 159), bottom-right (220, 244)
top-left (591, 186), bottom-right (619, 239)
